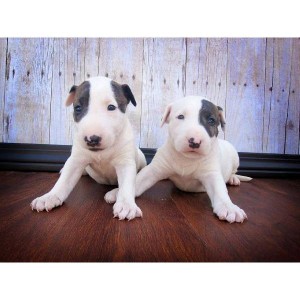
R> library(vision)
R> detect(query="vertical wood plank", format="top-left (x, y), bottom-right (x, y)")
top-left (140, 38), bottom-right (187, 148)
top-left (226, 38), bottom-right (266, 152)
top-left (72, 38), bottom-right (100, 85)
top-left (185, 38), bottom-right (228, 139)
top-left (49, 38), bottom-right (78, 145)
top-left (98, 38), bottom-right (144, 145)
top-left (284, 38), bottom-right (300, 154)
top-left (185, 38), bottom-right (206, 96)
top-left (74, 38), bottom-right (86, 84)
top-left (3, 38), bottom-right (53, 144)
top-left (40, 38), bottom-right (55, 142)
top-left (83, 38), bottom-right (100, 79)
top-left (0, 38), bottom-right (7, 142)
top-left (263, 38), bottom-right (293, 154)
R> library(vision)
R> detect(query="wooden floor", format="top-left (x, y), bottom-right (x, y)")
top-left (0, 171), bottom-right (299, 262)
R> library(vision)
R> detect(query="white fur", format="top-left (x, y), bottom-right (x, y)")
top-left (107, 96), bottom-right (252, 223)
top-left (31, 76), bottom-right (146, 220)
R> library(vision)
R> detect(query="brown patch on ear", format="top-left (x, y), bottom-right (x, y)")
top-left (65, 85), bottom-right (77, 107)
top-left (160, 103), bottom-right (172, 127)
top-left (217, 106), bottom-right (226, 131)
top-left (122, 84), bottom-right (137, 107)
top-left (111, 81), bottom-right (136, 113)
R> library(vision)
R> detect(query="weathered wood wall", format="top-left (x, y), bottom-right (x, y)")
top-left (0, 38), bottom-right (299, 154)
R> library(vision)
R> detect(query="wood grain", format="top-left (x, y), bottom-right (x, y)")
top-left (83, 38), bottom-right (100, 79)
top-left (0, 171), bottom-right (299, 262)
top-left (285, 38), bottom-right (300, 154)
top-left (263, 38), bottom-right (293, 154)
top-left (140, 38), bottom-right (187, 148)
top-left (74, 38), bottom-right (86, 84)
top-left (172, 179), bottom-right (300, 261)
top-left (0, 38), bottom-right (7, 143)
top-left (3, 38), bottom-right (53, 143)
top-left (0, 38), bottom-right (299, 154)
top-left (226, 38), bottom-right (266, 152)
top-left (49, 38), bottom-right (74, 145)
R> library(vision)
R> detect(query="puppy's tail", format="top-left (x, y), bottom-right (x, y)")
top-left (236, 175), bottom-right (253, 182)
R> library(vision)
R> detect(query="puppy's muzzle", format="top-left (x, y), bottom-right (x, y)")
top-left (188, 137), bottom-right (201, 149)
top-left (84, 135), bottom-right (101, 147)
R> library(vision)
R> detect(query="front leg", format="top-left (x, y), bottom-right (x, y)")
top-left (113, 162), bottom-right (142, 220)
top-left (200, 172), bottom-right (247, 223)
top-left (135, 163), bottom-right (171, 197)
top-left (31, 156), bottom-right (88, 212)
top-left (105, 159), bottom-right (171, 204)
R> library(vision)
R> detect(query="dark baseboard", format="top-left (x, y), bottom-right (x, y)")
top-left (0, 142), bottom-right (300, 178)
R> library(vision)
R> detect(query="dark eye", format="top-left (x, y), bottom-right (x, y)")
top-left (107, 104), bottom-right (117, 111)
top-left (177, 114), bottom-right (185, 120)
top-left (74, 105), bottom-right (82, 113)
top-left (207, 117), bottom-right (216, 125)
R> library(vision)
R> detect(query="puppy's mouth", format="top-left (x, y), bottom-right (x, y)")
top-left (185, 149), bottom-right (201, 154)
top-left (186, 146), bottom-right (201, 153)
top-left (88, 147), bottom-right (103, 152)
top-left (183, 144), bottom-right (202, 155)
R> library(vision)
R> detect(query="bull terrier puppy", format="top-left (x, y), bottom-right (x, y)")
top-left (31, 76), bottom-right (146, 220)
top-left (105, 96), bottom-right (252, 223)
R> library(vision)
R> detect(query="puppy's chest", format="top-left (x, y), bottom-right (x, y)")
top-left (168, 158), bottom-right (217, 192)
top-left (89, 158), bottom-right (117, 179)
top-left (171, 158), bottom-right (214, 177)
top-left (172, 163), bottom-right (199, 178)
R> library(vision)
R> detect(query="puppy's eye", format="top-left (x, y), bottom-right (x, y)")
top-left (74, 105), bottom-right (82, 113)
top-left (207, 117), bottom-right (216, 125)
top-left (107, 104), bottom-right (117, 111)
top-left (177, 114), bottom-right (185, 120)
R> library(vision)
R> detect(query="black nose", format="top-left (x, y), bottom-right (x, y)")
top-left (188, 137), bottom-right (201, 149)
top-left (84, 135), bottom-right (101, 147)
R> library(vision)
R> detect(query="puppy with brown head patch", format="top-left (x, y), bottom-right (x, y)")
top-left (31, 76), bottom-right (146, 220)
top-left (107, 96), bottom-right (252, 223)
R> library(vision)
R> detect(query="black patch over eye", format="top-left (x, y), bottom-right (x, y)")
top-left (74, 105), bottom-right (82, 113)
top-left (207, 117), bottom-right (216, 126)
top-left (177, 114), bottom-right (185, 120)
top-left (107, 104), bottom-right (117, 111)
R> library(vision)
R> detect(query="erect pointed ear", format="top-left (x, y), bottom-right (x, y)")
top-left (65, 85), bottom-right (77, 107)
top-left (160, 103), bottom-right (172, 127)
top-left (122, 84), bottom-right (137, 107)
top-left (217, 106), bottom-right (226, 131)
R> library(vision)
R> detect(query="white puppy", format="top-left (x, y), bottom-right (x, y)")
top-left (106, 96), bottom-right (252, 223)
top-left (31, 76), bottom-right (146, 220)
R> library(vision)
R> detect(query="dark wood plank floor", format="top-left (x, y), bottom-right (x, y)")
top-left (0, 171), bottom-right (299, 262)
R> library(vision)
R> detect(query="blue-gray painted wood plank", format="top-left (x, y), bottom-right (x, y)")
top-left (0, 38), bottom-right (299, 154)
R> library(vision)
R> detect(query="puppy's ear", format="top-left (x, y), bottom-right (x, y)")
top-left (217, 106), bottom-right (226, 131)
top-left (65, 85), bottom-right (77, 107)
top-left (160, 103), bottom-right (172, 127)
top-left (122, 84), bottom-right (137, 107)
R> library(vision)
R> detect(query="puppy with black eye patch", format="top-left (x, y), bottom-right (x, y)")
top-left (31, 76), bottom-right (147, 220)
top-left (106, 96), bottom-right (252, 223)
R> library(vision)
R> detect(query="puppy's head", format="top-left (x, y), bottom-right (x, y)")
top-left (65, 76), bottom-right (136, 151)
top-left (161, 96), bottom-right (225, 158)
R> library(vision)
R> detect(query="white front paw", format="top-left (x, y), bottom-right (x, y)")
top-left (213, 202), bottom-right (247, 223)
top-left (227, 174), bottom-right (241, 186)
top-left (113, 201), bottom-right (142, 221)
top-left (31, 193), bottom-right (62, 212)
top-left (104, 188), bottom-right (118, 204)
